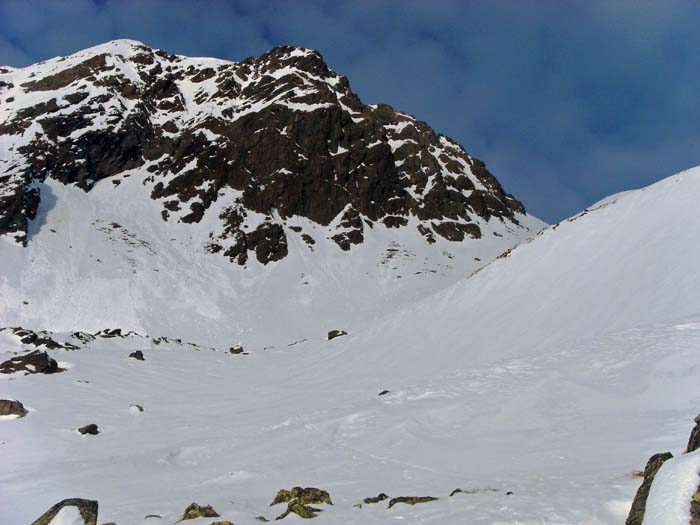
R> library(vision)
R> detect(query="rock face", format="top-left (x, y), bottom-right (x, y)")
top-left (31, 498), bottom-right (99, 525)
top-left (0, 399), bottom-right (27, 417)
top-left (0, 350), bottom-right (59, 374)
top-left (0, 39), bottom-right (526, 263)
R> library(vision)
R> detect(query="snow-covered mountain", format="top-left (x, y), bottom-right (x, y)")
top-left (4, 167), bottom-right (700, 525)
top-left (0, 39), bottom-right (543, 346)
top-left (2, 39), bottom-right (700, 525)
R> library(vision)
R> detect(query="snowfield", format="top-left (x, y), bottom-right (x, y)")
top-left (0, 173), bottom-right (543, 349)
top-left (3, 168), bottom-right (700, 524)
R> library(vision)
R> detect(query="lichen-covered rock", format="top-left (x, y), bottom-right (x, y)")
top-left (625, 452), bottom-right (673, 525)
top-left (362, 493), bottom-right (388, 504)
top-left (0, 350), bottom-right (59, 375)
top-left (78, 424), bottom-right (99, 435)
top-left (327, 330), bottom-right (347, 341)
top-left (180, 502), bottom-right (220, 521)
top-left (0, 399), bottom-right (27, 417)
top-left (31, 498), bottom-right (98, 525)
top-left (271, 487), bottom-right (332, 506)
top-left (387, 496), bottom-right (438, 509)
top-left (210, 521), bottom-right (234, 525)
top-left (270, 487), bottom-right (332, 520)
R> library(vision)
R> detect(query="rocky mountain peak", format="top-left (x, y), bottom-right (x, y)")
top-left (0, 40), bottom-right (530, 264)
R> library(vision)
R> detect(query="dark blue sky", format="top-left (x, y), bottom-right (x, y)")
top-left (1, 0), bottom-right (698, 222)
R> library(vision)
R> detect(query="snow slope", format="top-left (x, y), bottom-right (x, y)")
top-left (331, 167), bottom-right (700, 381)
top-left (0, 172), bottom-right (542, 349)
top-left (3, 168), bottom-right (700, 524)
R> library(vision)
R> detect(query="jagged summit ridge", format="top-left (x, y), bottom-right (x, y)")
top-left (0, 39), bottom-right (528, 264)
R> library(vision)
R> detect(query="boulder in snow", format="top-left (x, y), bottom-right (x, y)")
top-left (180, 502), bottom-right (219, 520)
top-left (78, 424), bottom-right (99, 435)
top-left (327, 330), bottom-right (347, 341)
top-left (0, 399), bottom-right (27, 418)
top-left (0, 350), bottom-right (59, 375)
top-left (129, 350), bottom-right (145, 361)
top-left (271, 487), bottom-right (332, 506)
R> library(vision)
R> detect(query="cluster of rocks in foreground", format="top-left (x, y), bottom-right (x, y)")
top-left (28, 483), bottom-right (518, 524)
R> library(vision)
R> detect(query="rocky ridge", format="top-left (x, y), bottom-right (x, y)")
top-left (0, 39), bottom-right (527, 264)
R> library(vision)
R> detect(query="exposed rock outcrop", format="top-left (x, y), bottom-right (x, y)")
top-left (0, 40), bottom-right (527, 260)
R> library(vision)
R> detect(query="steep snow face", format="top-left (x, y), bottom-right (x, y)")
top-left (2, 169), bottom-right (700, 524)
top-left (0, 172), bottom-right (542, 348)
top-left (330, 167), bottom-right (700, 381)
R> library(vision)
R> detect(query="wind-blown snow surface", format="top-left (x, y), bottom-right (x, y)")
top-left (3, 169), bottom-right (700, 525)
